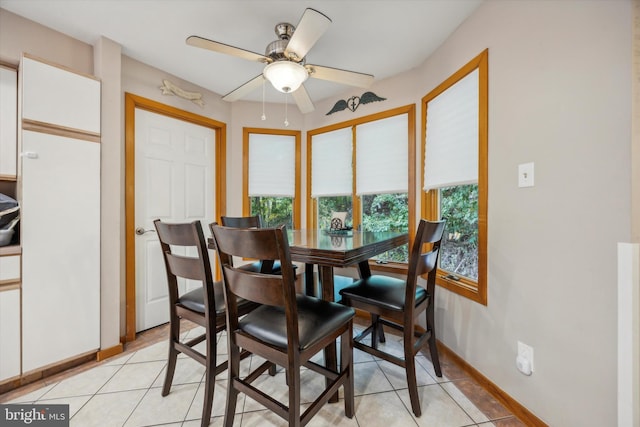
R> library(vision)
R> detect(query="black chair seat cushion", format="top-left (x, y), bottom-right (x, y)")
top-left (178, 282), bottom-right (254, 316)
top-left (339, 275), bottom-right (428, 312)
top-left (239, 295), bottom-right (355, 351)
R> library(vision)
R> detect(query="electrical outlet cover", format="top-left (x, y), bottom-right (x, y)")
top-left (517, 341), bottom-right (534, 373)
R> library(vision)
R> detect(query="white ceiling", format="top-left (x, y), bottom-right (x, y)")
top-left (0, 0), bottom-right (483, 106)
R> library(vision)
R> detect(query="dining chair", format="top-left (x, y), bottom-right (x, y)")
top-left (210, 223), bottom-right (356, 427)
top-left (219, 215), bottom-right (297, 276)
top-left (339, 219), bottom-right (446, 417)
top-left (153, 219), bottom-right (257, 427)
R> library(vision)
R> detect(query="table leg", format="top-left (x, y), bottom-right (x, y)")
top-left (358, 260), bottom-right (372, 279)
top-left (304, 263), bottom-right (315, 295)
top-left (318, 265), bottom-right (339, 403)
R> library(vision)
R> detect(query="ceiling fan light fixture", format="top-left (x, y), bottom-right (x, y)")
top-left (263, 61), bottom-right (308, 93)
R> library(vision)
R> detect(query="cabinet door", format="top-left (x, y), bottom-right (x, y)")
top-left (21, 130), bottom-right (100, 372)
top-left (21, 56), bottom-right (100, 134)
top-left (0, 288), bottom-right (21, 381)
top-left (0, 66), bottom-right (17, 178)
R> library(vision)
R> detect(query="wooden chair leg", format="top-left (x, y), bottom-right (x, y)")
top-left (341, 327), bottom-right (354, 418)
top-left (223, 342), bottom-right (241, 427)
top-left (287, 366), bottom-right (302, 427)
top-left (404, 329), bottom-right (421, 417)
top-left (405, 354), bottom-right (421, 417)
top-left (201, 354), bottom-right (216, 427)
top-left (200, 325), bottom-right (218, 427)
top-left (427, 306), bottom-right (442, 377)
top-left (377, 317), bottom-right (386, 343)
top-left (162, 318), bottom-right (180, 396)
top-left (371, 314), bottom-right (386, 348)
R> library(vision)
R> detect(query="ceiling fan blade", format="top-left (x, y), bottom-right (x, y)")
top-left (284, 8), bottom-right (331, 62)
top-left (306, 64), bottom-right (374, 88)
top-left (292, 85), bottom-right (315, 114)
top-left (187, 35), bottom-right (270, 63)
top-left (222, 75), bottom-right (265, 102)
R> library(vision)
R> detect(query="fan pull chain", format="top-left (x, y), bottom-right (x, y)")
top-left (284, 93), bottom-right (289, 127)
top-left (261, 79), bottom-right (266, 121)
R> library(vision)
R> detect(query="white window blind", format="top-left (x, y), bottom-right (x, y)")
top-left (356, 114), bottom-right (408, 195)
top-left (248, 133), bottom-right (295, 197)
top-left (311, 127), bottom-right (353, 197)
top-left (424, 68), bottom-right (479, 191)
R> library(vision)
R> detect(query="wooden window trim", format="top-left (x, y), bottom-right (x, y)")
top-left (242, 127), bottom-right (302, 229)
top-left (421, 49), bottom-right (488, 305)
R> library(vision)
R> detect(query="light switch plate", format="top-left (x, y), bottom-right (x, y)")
top-left (518, 162), bottom-right (534, 187)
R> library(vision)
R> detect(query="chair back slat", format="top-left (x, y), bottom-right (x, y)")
top-left (155, 220), bottom-right (206, 247)
top-left (223, 267), bottom-right (286, 307)
top-left (166, 253), bottom-right (207, 281)
top-left (415, 249), bottom-right (440, 277)
top-left (214, 226), bottom-right (287, 263)
top-left (220, 215), bottom-right (261, 229)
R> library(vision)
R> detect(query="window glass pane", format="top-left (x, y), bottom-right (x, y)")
top-left (250, 196), bottom-right (293, 228)
top-left (439, 184), bottom-right (478, 280)
top-left (317, 196), bottom-right (352, 230)
top-left (361, 193), bottom-right (408, 263)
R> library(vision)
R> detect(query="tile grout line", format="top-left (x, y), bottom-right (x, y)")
top-left (119, 358), bottom-right (169, 427)
top-left (370, 355), bottom-right (421, 427)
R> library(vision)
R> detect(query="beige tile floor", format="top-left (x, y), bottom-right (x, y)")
top-left (1, 322), bottom-right (526, 427)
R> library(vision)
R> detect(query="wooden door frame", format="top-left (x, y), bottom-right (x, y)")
top-left (124, 93), bottom-right (226, 342)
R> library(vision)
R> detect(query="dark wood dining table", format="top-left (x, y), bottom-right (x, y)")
top-left (287, 228), bottom-right (408, 402)
top-left (208, 228), bottom-right (409, 402)
top-left (286, 229), bottom-right (409, 301)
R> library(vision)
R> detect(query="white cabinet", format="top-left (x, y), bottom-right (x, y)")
top-left (21, 56), bottom-right (100, 134)
top-left (0, 255), bottom-right (20, 382)
top-left (0, 255), bottom-right (20, 283)
top-left (20, 55), bottom-right (101, 373)
top-left (0, 288), bottom-right (20, 381)
top-left (0, 66), bottom-right (18, 178)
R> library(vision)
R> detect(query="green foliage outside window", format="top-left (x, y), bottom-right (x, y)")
top-left (361, 193), bottom-right (409, 262)
top-left (439, 184), bottom-right (478, 280)
top-left (317, 196), bottom-right (352, 230)
top-left (317, 194), bottom-right (409, 263)
top-left (250, 196), bottom-right (293, 228)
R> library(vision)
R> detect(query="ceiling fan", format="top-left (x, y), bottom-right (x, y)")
top-left (186, 8), bottom-right (374, 113)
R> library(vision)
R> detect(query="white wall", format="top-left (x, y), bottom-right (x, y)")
top-left (2, 1), bottom-right (636, 425)
top-left (0, 9), bottom-right (92, 72)
top-left (307, 1), bottom-right (632, 426)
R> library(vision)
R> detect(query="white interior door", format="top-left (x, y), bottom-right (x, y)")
top-left (135, 108), bottom-right (215, 332)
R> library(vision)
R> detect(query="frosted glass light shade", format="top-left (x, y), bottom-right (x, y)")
top-left (263, 61), bottom-right (308, 93)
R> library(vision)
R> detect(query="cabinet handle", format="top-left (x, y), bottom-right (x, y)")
top-left (135, 227), bottom-right (156, 235)
top-left (21, 152), bottom-right (38, 159)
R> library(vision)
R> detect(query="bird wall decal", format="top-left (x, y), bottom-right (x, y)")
top-left (326, 91), bottom-right (386, 115)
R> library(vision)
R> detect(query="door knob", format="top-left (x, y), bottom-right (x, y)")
top-left (135, 227), bottom-right (155, 235)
